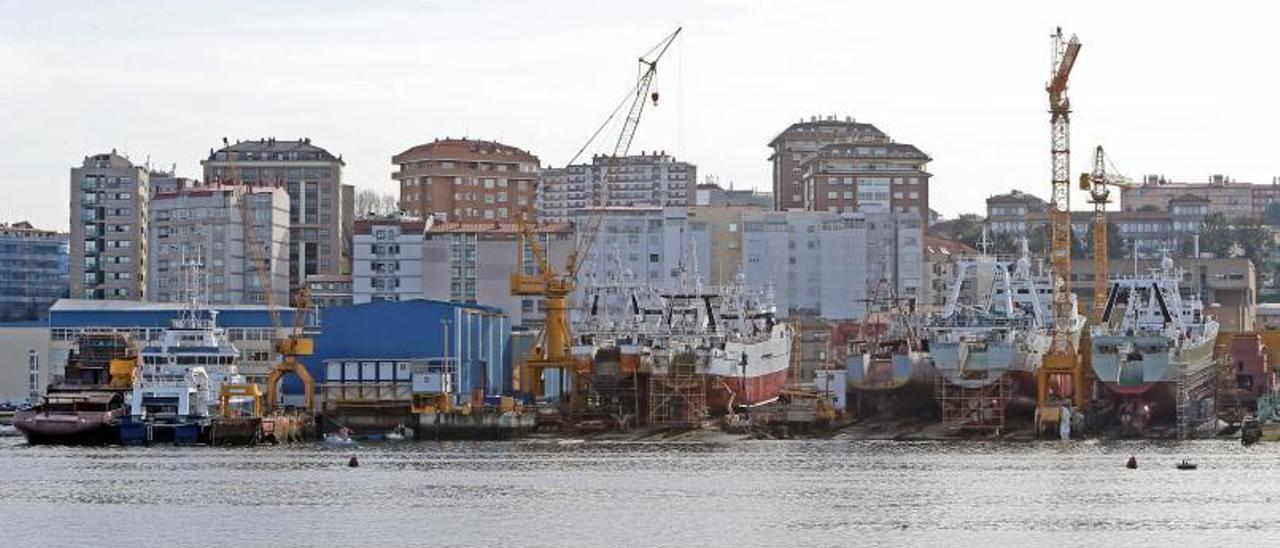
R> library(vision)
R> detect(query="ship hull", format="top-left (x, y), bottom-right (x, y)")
top-left (1092, 333), bottom-right (1217, 396)
top-left (846, 352), bottom-right (934, 392)
top-left (13, 408), bottom-right (124, 445)
top-left (706, 368), bottom-right (790, 411)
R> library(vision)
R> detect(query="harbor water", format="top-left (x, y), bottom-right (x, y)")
top-left (2, 436), bottom-right (1280, 547)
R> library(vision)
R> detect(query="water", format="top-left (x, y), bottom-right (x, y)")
top-left (2, 436), bottom-right (1280, 547)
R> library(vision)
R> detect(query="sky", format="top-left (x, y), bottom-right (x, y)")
top-left (1, 0), bottom-right (1277, 230)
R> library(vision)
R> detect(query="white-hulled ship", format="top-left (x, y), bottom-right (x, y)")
top-left (1090, 254), bottom-right (1218, 402)
top-left (926, 242), bottom-right (1085, 389)
top-left (119, 258), bottom-right (247, 444)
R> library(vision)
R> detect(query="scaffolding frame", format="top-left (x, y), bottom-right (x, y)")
top-left (935, 374), bottom-right (1010, 434)
top-left (1177, 355), bottom-right (1220, 440)
top-left (647, 350), bottom-right (705, 428)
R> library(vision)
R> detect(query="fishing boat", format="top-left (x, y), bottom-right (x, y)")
top-left (1090, 253), bottom-right (1218, 424)
top-left (926, 242), bottom-right (1084, 390)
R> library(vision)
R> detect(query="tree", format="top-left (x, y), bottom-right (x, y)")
top-left (1265, 203), bottom-right (1280, 227)
top-left (354, 188), bottom-right (400, 217)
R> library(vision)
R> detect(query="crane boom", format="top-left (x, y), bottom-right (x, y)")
top-left (510, 28), bottom-right (681, 407)
top-left (1080, 145), bottom-right (1133, 322)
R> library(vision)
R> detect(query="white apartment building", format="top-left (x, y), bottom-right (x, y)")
top-left (148, 183), bottom-right (290, 305)
top-left (352, 214), bottom-right (426, 304)
top-left (538, 152), bottom-right (696, 223)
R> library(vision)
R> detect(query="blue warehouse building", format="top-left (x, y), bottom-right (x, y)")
top-left (308, 299), bottom-right (511, 404)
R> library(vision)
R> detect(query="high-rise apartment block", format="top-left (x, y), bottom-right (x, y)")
top-left (0, 222), bottom-right (69, 321)
top-left (769, 116), bottom-right (890, 211)
top-left (202, 138), bottom-right (352, 294)
top-left (352, 214), bottom-right (426, 304)
top-left (393, 139), bottom-right (539, 222)
top-left (148, 183), bottom-right (290, 305)
top-left (769, 115), bottom-right (932, 226)
top-left (538, 152), bottom-right (696, 223)
top-left (70, 151), bottom-right (150, 300)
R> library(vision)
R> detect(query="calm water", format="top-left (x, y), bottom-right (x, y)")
top-left (2, 435), bottom-right (1280, 547)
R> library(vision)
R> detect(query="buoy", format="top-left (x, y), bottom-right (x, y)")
top-left (1126, 455), bottom-right (1137, 469)
top-left (348, 456), bottom-right (360, 468)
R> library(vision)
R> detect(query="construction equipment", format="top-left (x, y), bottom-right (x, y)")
top-left (1036, 28), bottom-right (1088, 424)
top-left (511, 28), bottom-right (681, 407)
top-left (1079, 145), bottom-right (1134, 322)
top-left (223, 138), bottom-right (316, 413)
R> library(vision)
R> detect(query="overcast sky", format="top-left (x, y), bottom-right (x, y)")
top-left (2, 0), bottom-right (1277, 230)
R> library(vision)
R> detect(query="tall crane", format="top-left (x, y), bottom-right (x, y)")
top-left (223, 139), bottom-right (316, 413)
top-left (1079, 145), bottom-right (1134, 322)
top-left (511, 28), bottom-right (681, 404)
top-left (1036, 28), bottom-right (1088, 417)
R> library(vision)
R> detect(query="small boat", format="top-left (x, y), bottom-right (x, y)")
top-left (324, 433), bottom-right (356, 446)
top-left (383, 432), bottom-right (406, 441)
top-left (324, 427), bottom-right (356, 446)
top-left (1176, 460), bottom-right (1197, 470)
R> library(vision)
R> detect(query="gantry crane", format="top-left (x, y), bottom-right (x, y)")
top-left (511, 28), bottom-right (681, 405)
top-left (223, 138), bottom-right (316, 413)
top-left (1079, 145), bottom-right (1134, 322)
top-left (1036, 28), bottom-right (1088, 423)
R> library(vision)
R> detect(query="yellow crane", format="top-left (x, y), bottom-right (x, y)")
top-left (1036, 28), bottom-right (1088, 424)
top-left (222, 138), bottom-right (316, 414)
top-left (511, 28), bottom-right (681, 406)
top-left (1079, 145), bottom-right (1134, 322)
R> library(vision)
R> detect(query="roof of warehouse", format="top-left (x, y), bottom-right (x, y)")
top-left (51, 299), bottom-right (298, 312)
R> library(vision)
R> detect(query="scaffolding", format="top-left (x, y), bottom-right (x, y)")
top-left (1177, 355), bottom-right (1221, 440)
top-left (647, 349), bottom-right (705, 428)
top-left (935, 374), bottom-right (1010, 434)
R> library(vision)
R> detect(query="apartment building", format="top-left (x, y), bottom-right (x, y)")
top-left (393, 138), bottom-right (539, 222)
top-left (694, 181), bottom-right (773, 209)
top-left (202, 138), bottom-right (352, 293)
top-left (800, 142), bottom-right (932, 226)
top-left (768, 115), bottom-right (892, 211)
top-left (70, 151), bottom-right (150, 300)
top-left (538, 152), bottom-right (696, 223)
top-left (0, 222), bottom-right (69, 321)
top-left (1121, 174), bottom-right (1273, 220)
top-left (422, 220), bottom-right (573, 327)
top-left (148, 183), bottom-right (290, 305)
top-left (352, 214), bottom-right (426, 304)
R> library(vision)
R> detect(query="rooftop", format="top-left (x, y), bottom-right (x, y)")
top-left (767, 115), bottom-right (887, 146)
top-left (207, 138), bottom-right (343, 165)
top-left (426, 220), bottom-right (573, 234)
top-left (393, 138), bottom-right (537, 165)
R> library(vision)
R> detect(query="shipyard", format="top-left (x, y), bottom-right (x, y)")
top-left (2, 2), bottom-right (1280, 546)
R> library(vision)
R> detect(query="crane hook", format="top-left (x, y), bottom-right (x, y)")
top-left (650, 91), bottom-right (660, 106)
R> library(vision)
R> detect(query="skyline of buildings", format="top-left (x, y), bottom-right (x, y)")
top-left (25, 115), bottom-right (1280, 328)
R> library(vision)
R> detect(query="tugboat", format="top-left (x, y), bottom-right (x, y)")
top-left (13, 333), bottom-right (136, 445)
top-left (119, 257), bottom-right (249, 444)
